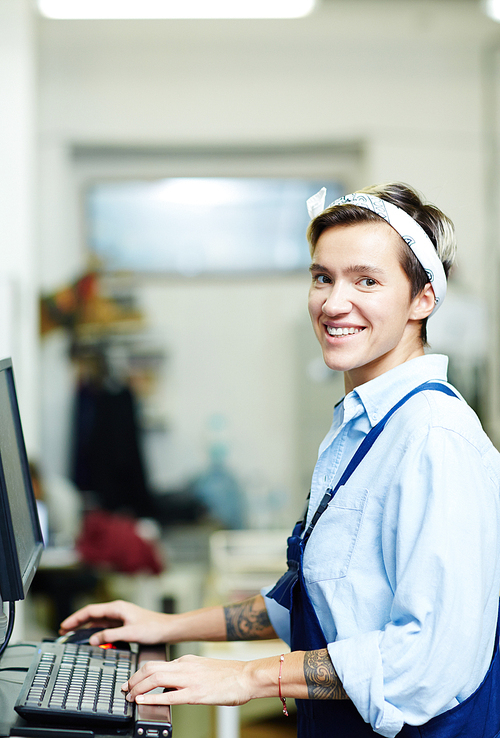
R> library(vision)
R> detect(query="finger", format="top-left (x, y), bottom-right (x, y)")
top-left (59, 611), bottom-right (95, 633)
top-left (125, 662), bottom-right (183, 698)
top-left (88, 625), bottom-right (136, 646)
top-left (126, 674), bottom-right (173, 701)
top-left (60, 603), bottom-right (119, 632)
top-left (133, 687), bottom-right (240, 708)
top-left (135, 690), bottom-right (181, 706)
top-left (125, 660), bottom-right (165, 689)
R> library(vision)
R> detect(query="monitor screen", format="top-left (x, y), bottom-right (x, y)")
top-left (0, 358), bottom-right (43, 602)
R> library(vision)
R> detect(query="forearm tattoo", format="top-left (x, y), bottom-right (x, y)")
top-left (224, 597), bottom-right (275, 641)
top-left (304, 648), bottom-right (349, 700)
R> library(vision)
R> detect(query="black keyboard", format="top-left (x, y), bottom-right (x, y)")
top-left (14, 641), bottom-right (138, 726)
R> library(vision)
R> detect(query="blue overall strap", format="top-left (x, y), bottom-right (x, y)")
top-left (302, 381), bottom-right (458, 545)
top-left (268, 381), bottom-right (458, 609)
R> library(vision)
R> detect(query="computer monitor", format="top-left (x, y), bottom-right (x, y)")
top-left (0, 358), bottom-right (43, 650)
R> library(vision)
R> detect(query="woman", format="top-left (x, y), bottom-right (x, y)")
top-left (61, 183), bottom-right (500, 737)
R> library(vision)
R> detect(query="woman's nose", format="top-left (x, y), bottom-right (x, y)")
top-left (322, 283), bottom-right (351, 316)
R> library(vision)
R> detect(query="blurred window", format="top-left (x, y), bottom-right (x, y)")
top-left (85, 177), bottom-right (342, 275)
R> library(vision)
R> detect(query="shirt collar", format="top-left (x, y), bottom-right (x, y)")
top-left (349, 354), bottom-right (449, 428)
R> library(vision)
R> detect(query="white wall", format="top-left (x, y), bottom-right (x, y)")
top-left (138, 276), bottom-right (309, 492)
top-left (0, 0), bottom-right (38, 454)
top-left (33, 0), bottom-right (500, 515)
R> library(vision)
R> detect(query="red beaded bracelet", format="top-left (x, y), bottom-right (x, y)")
top-left (279, 654), bottom-right (289, 716)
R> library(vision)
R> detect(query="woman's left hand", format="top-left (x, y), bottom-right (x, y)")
top-left (123, 655), bottom-right (258, 706)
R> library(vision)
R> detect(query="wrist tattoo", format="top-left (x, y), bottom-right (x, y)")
top-left (224, 597), bottom-right (274, 641)
top-left (304, 649), bottom-right (349, 700)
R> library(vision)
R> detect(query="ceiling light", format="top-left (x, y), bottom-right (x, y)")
top-left (483, 0), bottom-right (500, 22)
top-left (37, 0), bottom-right (317, 20)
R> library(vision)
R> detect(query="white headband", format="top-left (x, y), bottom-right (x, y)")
top-left (307, 188), bottom-right (447, 315)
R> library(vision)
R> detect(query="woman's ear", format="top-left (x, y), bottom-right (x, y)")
top-left (410, 283), bottom-right (436, 321)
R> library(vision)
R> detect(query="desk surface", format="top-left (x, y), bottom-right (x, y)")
top-left (0, 643), bottom-right (172, 738)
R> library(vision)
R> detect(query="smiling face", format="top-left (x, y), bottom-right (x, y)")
top-left (308, 221), bottom-right (435, 393)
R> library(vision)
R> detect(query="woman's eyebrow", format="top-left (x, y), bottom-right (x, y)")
top-left (309, 262), bottom-right (386, 276)
top-left (309, 262), bottom-right (328, 273)
top-left (346, 264), bottom-right (386, 276)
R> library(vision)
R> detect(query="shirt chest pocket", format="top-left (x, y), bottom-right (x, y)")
top-left (303, 486), bottom-right (369, 582)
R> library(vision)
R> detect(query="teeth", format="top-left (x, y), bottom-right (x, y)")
top-left (326, 326), bottom-right (363, 336)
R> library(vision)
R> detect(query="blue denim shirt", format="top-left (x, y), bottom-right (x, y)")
top-left (263, 354), bottom-right (500, 737)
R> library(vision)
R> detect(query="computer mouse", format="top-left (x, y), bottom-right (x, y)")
top-left (62, 627), bottom-right (106, 644)
top-left (61, 627), bottom-right (132, 651)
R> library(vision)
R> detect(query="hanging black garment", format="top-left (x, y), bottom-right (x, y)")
top-left (71, 381), bottom-right (153, 517)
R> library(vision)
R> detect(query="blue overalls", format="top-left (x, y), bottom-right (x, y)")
top-left (269, 382), bottom-right (500, 737)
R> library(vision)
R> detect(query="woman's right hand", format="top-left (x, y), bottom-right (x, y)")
top-left (59, 600), bottom-right (174, 646)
